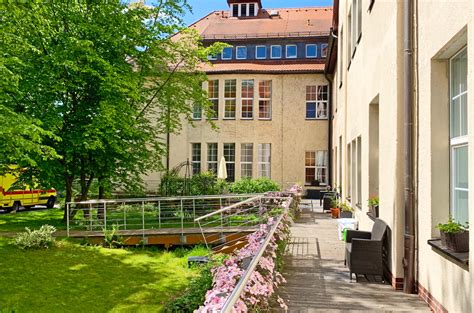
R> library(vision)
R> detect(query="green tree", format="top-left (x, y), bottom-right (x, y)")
top-left (0, 1), bottom-right (224, 220)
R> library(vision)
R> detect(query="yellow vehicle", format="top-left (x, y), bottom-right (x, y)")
top-left (0, 170), bottom-right (56, 212)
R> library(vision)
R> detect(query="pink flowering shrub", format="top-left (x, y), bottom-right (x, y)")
top-left (197, 185), bottom-right (299, 312)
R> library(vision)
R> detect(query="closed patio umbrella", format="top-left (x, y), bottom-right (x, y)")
top-left (217, 156), bottom-right (227, 180)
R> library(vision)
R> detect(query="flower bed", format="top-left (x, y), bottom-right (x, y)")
top-left (197, 186), bottom-right (301, 312)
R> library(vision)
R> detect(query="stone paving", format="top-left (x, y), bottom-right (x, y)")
top-left (275, 200), bottom-right (430, 312)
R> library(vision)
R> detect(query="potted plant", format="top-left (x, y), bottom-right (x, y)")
top-left (339, 202), bottom-right (353, 218)
top-left (311, 179), bottom-right (321, 187)
top-left (330, 197), bottom-right (340, 219)
top-left (436, 219), bottom-right (469, 252)
top-left (368, 196), bottom-right (379, 217)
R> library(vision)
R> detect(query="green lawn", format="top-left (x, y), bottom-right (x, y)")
top-left (0, 237), bottom-right (207, 312)
top-left (0, 208), bottom-right (65, 233)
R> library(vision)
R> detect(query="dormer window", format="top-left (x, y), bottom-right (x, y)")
top-left (231, 2), bottom-right (259, 17)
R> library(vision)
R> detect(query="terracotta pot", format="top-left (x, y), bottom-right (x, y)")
top-left (330, 208), bottom-right (340, 219)
top-left (443, 231), bottom-right (469, 252)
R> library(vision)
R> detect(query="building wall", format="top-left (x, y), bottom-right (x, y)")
top-left (333, 0), bottom-right (473, 311)
top-left (148, 73), bottom-right (328, 190)
top-left (332, 0), bottom-right (405, 281)
top-left (416, 0), bottom-right (472, 312)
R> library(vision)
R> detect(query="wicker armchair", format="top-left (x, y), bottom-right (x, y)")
top-left (345, 218), bottom-right (388, 281)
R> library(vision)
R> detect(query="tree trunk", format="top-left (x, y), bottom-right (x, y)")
top-left (62, 175), bottom-right (74, 222)
top-left (97, 176), bottom-right (105, 220)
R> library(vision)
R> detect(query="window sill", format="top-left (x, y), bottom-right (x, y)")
top-left (223, 118), bottom-right (236, 120)
top-left (240, 118), bottom-right (254, 120)
top-left (427, 239), bottom-right (469, 271)
top-left (258, 118), bottom-right (272, 121)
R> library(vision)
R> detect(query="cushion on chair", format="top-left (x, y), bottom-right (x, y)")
top-left (371, 219), bottom-right (388, 241)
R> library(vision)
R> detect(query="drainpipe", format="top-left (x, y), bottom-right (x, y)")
top-left (402, 0), bottom-right (416, 294)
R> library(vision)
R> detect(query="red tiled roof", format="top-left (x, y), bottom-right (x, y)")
top-left (188, 7), bottom-right (332, 40)
top-left (199, 62), bottom-right (325, 74)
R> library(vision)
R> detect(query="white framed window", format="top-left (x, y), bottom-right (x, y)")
top-left (258, 143), bottom-right (271, 178)
top-left (224, 79), bottom-right (236, 119)
top-left (191, 143), bottom-right (201, 175)
top-left (256, 46), bottom-right (267, 59)
top-left (321, 43), bottom-right (328, 58)
top-left (241, 79), bottom-right (254, 119)
top-left (224, 143), bottom-right (236, 182)
top-left (232, 4), bottom-right (239, 17)
top-left (271, 45), bottom-right (282, 59)
top-left (192, 103), bottom-right (202, 120)
top-left (305, 151), bottom-right (316, 185)
top-left (351, 139), bottom-right (356, 202)
top-left (240, 3), bottom-right (248, 17)
top-left (347, 143), bottom-right (352, 200)
top-left (222, 47), bottom-right (232, 60)
top-left (286, 45), bottom-right (297, 58)
top-left (356, 136), bottom-right (362, 206)
top-left (241, 143), bottom-right (253, 178)
top-left (258, 80), bottom-right (272, 119)
top-left (316, 151), bottom-right (328, 185)
top-left (306, 86), bottom-right (317, 119)
top-left (208, 80), bottom-right (219, 119)
top-left (450, 47), bottom-right (468, 225)
top-left (316, 85), bottom-right (328, 119)
top-left (207, 143), bottom-right (218, 173)
top-left (236, 46), bottom-right (247, 59)
top-left (249, 3), bottom-right (257, 16)
top-left (306, 44), bottom-right (317, 58)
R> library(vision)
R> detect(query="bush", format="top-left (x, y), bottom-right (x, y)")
top-left (229, 178), bottom-right (280, 194)
top-left (164, 254), bottom-right (226, 312)
top-left (15, 225), bottom-right (56, 249)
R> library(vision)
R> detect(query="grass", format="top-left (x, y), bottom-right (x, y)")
top-left (0, 208), bottom-right (65, 233)
top-left (0, 237), bottom-right (208, 312)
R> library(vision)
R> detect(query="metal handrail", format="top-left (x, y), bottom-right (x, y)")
top-left (194, 195), bottom-right (261, 222)
top-left (66, 193), bottom-right (262, 206)
top-left (221, 196), bottom-right (293, 312)
top-left (201, 30), bottom-right (330, 40)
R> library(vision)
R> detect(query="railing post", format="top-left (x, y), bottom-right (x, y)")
top-left (66, 203), bottom-right (70, 237)
top-left (180, 199), bottom-right (184, 241)
top-left (124, 203), bottom-right (127, 230)
top-left (89, 203), bottom-right (92, 230)
top-left (192, 199), bottom-right (196, 227)
top-left (142, 201), bottom-right (145, 239)
top-left (158, 200), bottom-right (161, 229)
top-left (104, 202), bottom-right (107, 231)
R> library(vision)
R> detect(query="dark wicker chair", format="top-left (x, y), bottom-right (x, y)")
top-left (345, 218), bottom-right (388, 281)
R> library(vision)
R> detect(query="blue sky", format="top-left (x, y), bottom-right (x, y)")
top-left (183, 0), bottom-right (333, 25)
top-left (140, 0), bottom-right (334, 25)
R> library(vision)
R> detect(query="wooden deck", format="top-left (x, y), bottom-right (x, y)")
top-left (275, 202), bottom-right (430, 312)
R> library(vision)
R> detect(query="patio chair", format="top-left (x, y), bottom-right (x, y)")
top-left (345, 218), bottom-right (388, 281)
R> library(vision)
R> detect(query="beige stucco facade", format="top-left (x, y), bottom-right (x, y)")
top-left (332, 0), bottom-right (473, 312)
top-left (146, 73), bottom-right (329, 190)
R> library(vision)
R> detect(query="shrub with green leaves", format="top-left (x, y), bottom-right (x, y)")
top-left (14, 225), bottom-right (56, 249)
top-left (436, 219), bottom-right (469, 234)
top-left (229, 178), bottom-right (280, 194)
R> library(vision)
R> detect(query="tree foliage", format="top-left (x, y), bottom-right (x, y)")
top-left (0, 1), bottom-right (224, 217)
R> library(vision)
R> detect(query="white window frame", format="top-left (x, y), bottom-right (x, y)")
top-left (208, 80), bottom-right (219, 120)
top-left (258, 80), bottom-right (272, 120)
top-left (270, 45), bottom-right (282, 59)
top-left (207, 54), bottom-right (217, 61)
top-left (316, 85), bottom-right (328, 119)
top-left (241, 79), bottom-right (254, 119)
top-left (231, 4), bottom-right (239, 17)
top-left (236, 46), bottom-right (247, 60)
top-left (449, 47), bottom-right (469, 224)
top-left (321, 43), bottom-right (329, 58)
top-left (224, 79), bottom-right (236, 119)
top-left (207, 143), bottom-right (218, 173)
top-left (286, 44), bottom-right (297, 59)
top-left (240, 143), bottom-right (253, 178)
top-left (192, 103), bottom-right (202, 120)
top-left (315, 150), bottom-right (328, 185)
top-left (249, 3), bottom-right (257, 16)
top-left (191, 143), bottom-right (201, 175)
top-left (306, 44), bottom-right (317, 58)
top-left (221, 47), bottom-right (233, 60)
top-left (224, 143), bottom-right (236, 182)
top-left (306, 85), bottom-right (317, 120)
top-left (305, 151), bottom-right (316, 185)
top-left (256, 45), bottom-right (267, 59)
top-left (258, 143), bottom-right (271, 178)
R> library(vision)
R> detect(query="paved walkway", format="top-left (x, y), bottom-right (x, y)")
top-left (275, 200), bottom-right (430, 312)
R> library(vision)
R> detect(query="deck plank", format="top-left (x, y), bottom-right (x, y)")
top-left (274, 202), bottom-right (430, 312)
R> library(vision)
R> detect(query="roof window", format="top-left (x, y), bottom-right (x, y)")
top-left (231, 2), bottom-right (259, 17)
